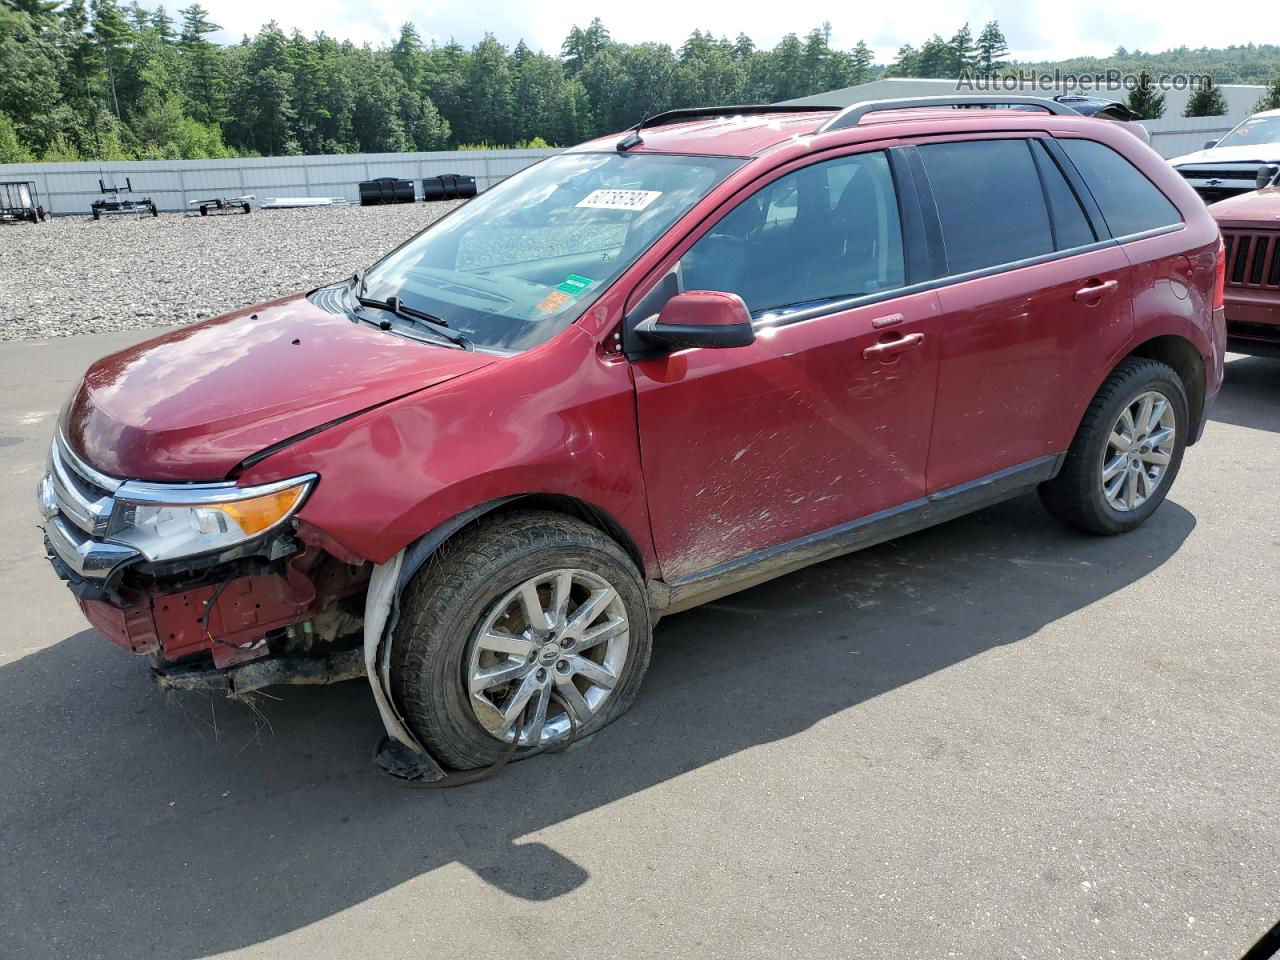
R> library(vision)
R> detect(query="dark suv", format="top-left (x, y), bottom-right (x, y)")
top-left (41, 97), bottom-right (1226, 778)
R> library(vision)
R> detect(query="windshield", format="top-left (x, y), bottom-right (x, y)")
top-left (1218, 116), bottom-right (1280, 148)
top-left (362, 152), bottom-right (744, 351)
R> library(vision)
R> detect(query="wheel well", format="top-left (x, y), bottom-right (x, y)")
top-left (440, 494), bottom-right (649, 576)
top-left (1124, 335), bottom-right (1206, 442)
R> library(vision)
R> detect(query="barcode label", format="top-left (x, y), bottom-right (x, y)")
top-left (576, 189), bottom-right (662, 211)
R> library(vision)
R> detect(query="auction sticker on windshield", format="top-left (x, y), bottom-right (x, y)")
top-left (576, 189), bottom-right (662, 211)
top-left (556, 274), bottom-right (594, 295)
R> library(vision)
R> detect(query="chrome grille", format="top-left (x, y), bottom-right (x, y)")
top-left (1222, 230), bottom-right (1280, 290)
top-left (48, 434), bottom-right (123, 536)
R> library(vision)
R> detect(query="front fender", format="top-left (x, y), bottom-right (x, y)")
top-left (239, 326), bottom-right (658, 574)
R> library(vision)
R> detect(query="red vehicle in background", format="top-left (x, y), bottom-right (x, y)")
top-left (1209, 171), bottom-right (1280, 357)
top-left (40, 96), bottom-right (1226, 779)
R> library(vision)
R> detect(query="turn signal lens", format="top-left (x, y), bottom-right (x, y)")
top-left (212, 487), bottom-right (307, 535)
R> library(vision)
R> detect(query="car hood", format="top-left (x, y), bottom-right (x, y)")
top-left (63, 294), bottom-right (497, 481)
top-left (1169, 144), bottom-right (1278, 166)
top-left (1208, 186), bottom-right (1280, 228)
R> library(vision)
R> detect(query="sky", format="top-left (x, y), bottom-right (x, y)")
top-left (198, 0), bottom-right (1237, 64)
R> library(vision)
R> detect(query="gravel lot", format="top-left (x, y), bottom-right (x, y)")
top-left (0, 202), bottom-right (462, 340)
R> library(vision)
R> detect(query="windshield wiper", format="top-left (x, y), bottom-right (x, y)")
top-left (354, 294), bottom-right (474, 351)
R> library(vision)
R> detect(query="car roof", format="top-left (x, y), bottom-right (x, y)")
top-left (567, 106), bottom-right (1135, 159)
top-left (570, 112), bottom-right (837, 157)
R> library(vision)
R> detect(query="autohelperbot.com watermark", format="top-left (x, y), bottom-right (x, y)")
top-left (958, 69), bottom-right (1216, 93)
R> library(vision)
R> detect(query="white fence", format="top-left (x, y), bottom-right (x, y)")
top-left (0, 118), bottom-right (1257, 215)
top-left (0, 147), bottom-right (560, 216)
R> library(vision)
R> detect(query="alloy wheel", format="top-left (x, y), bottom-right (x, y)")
top-left (465, 568), bottom-right (630, 746)
top-left (1100, 389), bottom-right (1177, 512)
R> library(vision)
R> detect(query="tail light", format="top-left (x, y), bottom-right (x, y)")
top-left (1212, 235), bottom-right (1226, 310)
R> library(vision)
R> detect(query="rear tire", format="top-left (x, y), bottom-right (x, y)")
top-left (1040, 358), bottom-right (1188, 535)
top-left (391, 510), bottom-right (652, 770)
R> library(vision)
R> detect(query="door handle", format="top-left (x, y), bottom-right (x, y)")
top-left (1073, 278), bottom-right (1120, 302)
top-left (862, 332), bottom-right (924, 360)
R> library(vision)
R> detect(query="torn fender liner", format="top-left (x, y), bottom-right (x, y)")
top-left (372, 736), bottom-right (448, 783)
top-left (363, 551), bottom-right (428, 752)
top-left (363, 498), bottom-right (517, 783)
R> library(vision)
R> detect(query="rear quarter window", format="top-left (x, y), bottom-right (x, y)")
top-left (1058, 137), bottom-right (1182, 239)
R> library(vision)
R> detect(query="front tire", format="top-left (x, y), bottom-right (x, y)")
top-left (390, 510), bottom-right (653, 770)
top-left (1040, 358), bottom-right (1189, 535)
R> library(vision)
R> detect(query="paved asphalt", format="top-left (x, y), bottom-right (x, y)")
top-left (0, 330), bottom-right (1277, 960)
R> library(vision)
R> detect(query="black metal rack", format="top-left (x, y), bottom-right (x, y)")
top-left (90, 178), bottom-right (158, 220)
top-left (0, 181), bottom-right (47, 223)
top-left (191, 194), bottom-right (254, 216)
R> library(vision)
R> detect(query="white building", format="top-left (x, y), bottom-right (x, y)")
top-left (784, 77), bottom-right (1267, 158)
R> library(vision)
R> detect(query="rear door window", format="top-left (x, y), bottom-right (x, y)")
top-left (1057, 137), bottom-right (1182, 238)
top-left (918, 139), bottom-right (1054, 275)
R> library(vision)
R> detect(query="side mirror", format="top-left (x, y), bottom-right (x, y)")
top-left (636, 291), bottom-right (755, 350)
top-left (1203, 139), bottom-right (1219, 150)
top-left (1258, 164), bottom-right (1280, 190)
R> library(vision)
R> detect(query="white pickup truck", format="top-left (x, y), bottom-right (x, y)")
top-left (1169, 108), bottom-right (1280, 203)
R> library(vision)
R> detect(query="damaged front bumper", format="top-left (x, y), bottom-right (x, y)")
top-left (40, 430), bottom-right (466, 783)
top-left (41, 430), bottom-right (368, 672)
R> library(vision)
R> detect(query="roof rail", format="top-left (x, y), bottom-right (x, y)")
top-left (638, 104), bottom-right (840, 131)
top-left (816, 95), bottom-right (1081, 134)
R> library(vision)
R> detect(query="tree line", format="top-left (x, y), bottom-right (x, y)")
top-left (3, 3), bottom-right (1280, 165)
top-left (0, 7), bottom-right (1001, 163)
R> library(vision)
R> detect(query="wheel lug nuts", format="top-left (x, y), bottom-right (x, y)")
top-left (536, 668), bottom-right (547, 681)
top-left (556, 659), bottom-right (570, 673)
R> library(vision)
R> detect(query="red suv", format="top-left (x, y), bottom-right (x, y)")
top-left (1208, 180), bottom-right (1280, 356)
top-left (40, 97), bottom-right (1226, 777)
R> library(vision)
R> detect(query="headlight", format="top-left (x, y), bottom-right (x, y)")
top-left (107, 475), bottom-right (315, 562)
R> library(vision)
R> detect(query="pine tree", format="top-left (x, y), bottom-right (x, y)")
top-left (1126, 70), bottom-right (1166, 119)
top-left (916, 35), bottom-right (953, 78)
top-left (560, 18), bottom-right (609, 75)
top-left (1184, 81), bottom-right (1227, 117)
top-left (178, 4), bottom-right (224, 124)
top-left (850, 40), bottom-right (872, 85)
top-left (125, 2), bottom-right (148, 31)
top-left (390, 22), bottom-right (423, 88)
top-left (975, 21), bottom-right (1008, 76)
top-left (462, 34), bottom-right (513, 144)
top-left (887, 43), bottom-right (919, 77)
top-left (90, 0), bottom-right (131, 119)
top-left (151, 6), bottom-right (175, 41)
top-left (948, 23), bottom-right (976, 76)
